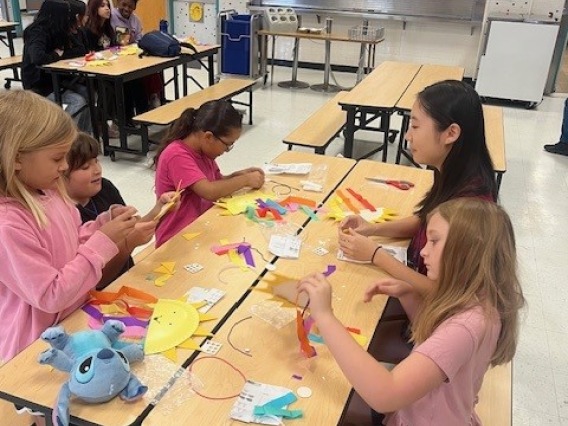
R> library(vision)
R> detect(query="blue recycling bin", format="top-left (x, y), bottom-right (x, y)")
top-left (221, 15), bottom-right (254, 76)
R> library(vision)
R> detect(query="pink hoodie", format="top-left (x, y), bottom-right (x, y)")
top-left (0, 191), bottom-right (118, 364)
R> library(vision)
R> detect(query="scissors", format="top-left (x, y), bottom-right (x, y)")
top-left (365, 177), bottom-right (415, 190)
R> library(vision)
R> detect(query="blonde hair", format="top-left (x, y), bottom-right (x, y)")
top-left (412, 198), bottom-right (524, 366)
top-left (0, 90), bottom-right (77, 227)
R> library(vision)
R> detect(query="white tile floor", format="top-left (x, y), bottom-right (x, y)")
top-left (2, 36), bottom-right (568, 425)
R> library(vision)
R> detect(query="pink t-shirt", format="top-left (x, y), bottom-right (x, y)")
top-left (0, 191), bottom-right (118, 364)
top-left (155, 140), bottom-right (222, 247)
top-left (385, 306), bottom-right (501, 426)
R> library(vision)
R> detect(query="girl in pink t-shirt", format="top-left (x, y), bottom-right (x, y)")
top-left (0, 90), bottom-right (142, 365)
top-left (298, 198), bottom-right (524, 425)
top-left (153, 100), bottom-right (265, 247)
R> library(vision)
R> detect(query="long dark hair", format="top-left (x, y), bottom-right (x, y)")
top-left (153, 100), bottom-right (243, 167)
top-left (415, 80), bottom-right (497, 221)
top-left (85, 0), bottom-right (113, 38)
top-left (25, 0), bottom-right (73, 48)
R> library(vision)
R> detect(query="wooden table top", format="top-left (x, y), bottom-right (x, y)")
top-left (0, 151), bottom-right (355, 426)
top-left (483, 105), bottom-right (506, 173)
top-left (339, 61), bottom-right (421, 109)
top-left (396, 64), bottom-right (465, 111)
top-left (143, 161), bottom-right (434, 425)
top-left (0, 21), bottom-right (18, 30)
top-left (258, 29), bottom-right (384, 44)
top-left (43, 44), bottom-right (219, 77)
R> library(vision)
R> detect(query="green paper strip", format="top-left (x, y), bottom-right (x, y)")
top-left (300, 205), bottom-right (318, 221)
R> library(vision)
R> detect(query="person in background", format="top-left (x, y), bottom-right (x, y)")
top-left (110, 0), bottom-right (163, 108)
top-left (22, 0), bottom-right (92, 133)
top-left (544, 98), bottom-right (568, 156)
top-left (299, 198), bottom-right (524, 425)
top-left (153, 100), bottom-right (265, 247)
top-left (64, 132), bottom-right (179, 288)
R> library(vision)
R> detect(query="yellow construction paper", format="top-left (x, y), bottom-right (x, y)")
top-left (214, 191), bottom-right (275, 215)
top-left (117, 45), bottom-right (139, 55)
top-left (349, 331), bottom-right (368, 347)
top-left (183, 232), bottom-right (201, 241)
top-left (87, 60), bottom-right (111, 66)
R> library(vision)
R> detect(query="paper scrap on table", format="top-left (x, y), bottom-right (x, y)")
top-left (154, 262), bottom-right (176, 275)
top-left (230, 380), bottom-right (298, 425)
top-left (268, 235), bottom-right (301, 258)
top-left (186, 287), bottom-right (225, 313)
top-left (262, 163), bottom-right (312, 175)
top-left (183, 232), bottom-right (201, 241)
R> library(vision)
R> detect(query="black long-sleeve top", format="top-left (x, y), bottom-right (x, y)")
top-left (22, 24), bottom-right (87, 96)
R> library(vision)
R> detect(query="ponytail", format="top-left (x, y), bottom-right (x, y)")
top-left (153, 108), bottom-right (197, 167)
top-left (153, 100), bottom-right (242, 168)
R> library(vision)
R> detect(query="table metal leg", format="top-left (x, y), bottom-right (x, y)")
top-left (356, 43), bottom-right (366, 84)
top-left (311, 39), bottom-right (340, 93)
top-left (343, 107), bottom-right (357, 158)
top-left (207, 54), bottom-right (215, 86)
top-left (6, 28), bottom-right (19, 83)
top-left (278, 37), bottom-right (309, 89)
top-left (270, 35), bottom-right (275, 86)
top-left (115, 78), bottom-right (128, 150)
top-left (86, 77), bottom-right (99, 140)
top-left (51, 73), bottom-right (62, 106)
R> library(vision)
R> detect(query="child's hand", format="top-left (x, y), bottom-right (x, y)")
top-left (246, 170), bottom-right (265, 189)
top-left (339, 215), bottom-right (372, 235)
top-left (297, 273), bottom-right (334, 322)
top-left (100, 206), bottom-right (138, 244)
top-left (364, 278), bottom-right (414, 302)
top-left (339, 228), bottom-right (377, 262)
top-left (126, 220), bottom-right (156, 250)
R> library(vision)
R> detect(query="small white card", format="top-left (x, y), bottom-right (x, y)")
top-left (201, 340), bottom-right (222, 355)
top-left (230, 380), bottom-right (293, 425)
top-left (184, 263), bottom-right (204, 274)
top-left (268, 235), bottom-right (302, 258)
top-left (262, 163), bottom-right (312, 175)
top-left (313, 246), bottom-right (329, 256)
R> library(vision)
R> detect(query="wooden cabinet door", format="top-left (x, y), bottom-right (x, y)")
top-left (135, 0), bottom-right (167, 32)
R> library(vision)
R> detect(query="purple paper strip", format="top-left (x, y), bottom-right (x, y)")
top-left (322, 265), bottom-right (337, 277)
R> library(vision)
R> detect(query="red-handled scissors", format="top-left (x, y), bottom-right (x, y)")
top-left (365, 177), bottom-right (415, 190)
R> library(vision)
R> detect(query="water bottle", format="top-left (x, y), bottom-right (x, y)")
top-left (159, 19), bottom-right (168, 33)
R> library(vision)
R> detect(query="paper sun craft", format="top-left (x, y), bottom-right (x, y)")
top-left (144, 298), bottom-right (217, 362)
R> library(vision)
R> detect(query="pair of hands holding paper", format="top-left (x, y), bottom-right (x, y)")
top-left (338, 215), bottom-right (379, 262)
top-left (297, 273), bottom-right (413, 322)
top-left (99, 191), bottom-right (180, 250)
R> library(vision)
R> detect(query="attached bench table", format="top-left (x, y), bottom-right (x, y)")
top-left (283, 90), bottom-right (348, 154)
top-left (133, 78), bottom-right (256, 154)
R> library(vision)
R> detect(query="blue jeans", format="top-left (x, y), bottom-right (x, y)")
top-left (47, 86), bottom-right (92, 134)
top-left (560, 98), bottom-right (568, 144)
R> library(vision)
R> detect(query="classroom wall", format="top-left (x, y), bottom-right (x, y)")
top-left (171, 0), bottom-right (565, 79)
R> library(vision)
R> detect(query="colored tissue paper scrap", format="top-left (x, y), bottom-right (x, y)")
top-left (231, 381), bottom-right (302, 425)
top-left (183, 232), bottom-right (201, 241)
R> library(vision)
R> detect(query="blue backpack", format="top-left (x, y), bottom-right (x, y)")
top-left (138, 31), bottom-right (196, 57)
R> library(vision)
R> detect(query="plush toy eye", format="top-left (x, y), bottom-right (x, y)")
top-left (117, 351), bottom-right (128, 364)
top-left (75, 356), bottom-right (95, 384)
top-left (117, 351), bottom-right (131, 372)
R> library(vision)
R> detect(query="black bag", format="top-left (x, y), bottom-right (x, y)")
top-left (138, 31), bottom-right (197, 57)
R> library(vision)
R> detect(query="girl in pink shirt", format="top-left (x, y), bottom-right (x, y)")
top-left (0, 90), bottom-right (142, 366)
top-left (153, 100), bottom-right (265, 247)
top-left (298, 198), bottom-right (524, 425)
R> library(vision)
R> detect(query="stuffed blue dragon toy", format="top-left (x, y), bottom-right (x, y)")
top-left (38, 320), bottom-right (148, 426)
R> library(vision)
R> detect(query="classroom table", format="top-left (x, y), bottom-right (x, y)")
top-left (142, 160), bottom-right (434, 425)
top-left (394, 64), bottom-right (465, 165)
top-left (42, 44), bottom-right (219, 160)
top-left (339, 61), bottom-right (421, 160)
top-left (0, 20), bottom-right (20, 88)
top-left (258, 29), bottom-right (383, 91)
top-left (0, 151), bottom-right (355, 426)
